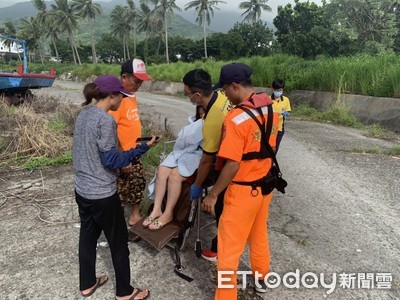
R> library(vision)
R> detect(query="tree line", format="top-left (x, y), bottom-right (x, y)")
top-left (1, 0), bottom-right (399, 65)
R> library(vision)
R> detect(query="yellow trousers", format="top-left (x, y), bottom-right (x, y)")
top-left (215, 184), bottom-right (272, 300)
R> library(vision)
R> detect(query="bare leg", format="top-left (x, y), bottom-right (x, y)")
top-left (128, 204), bottom-right (142, 225)
top-left (146, 166), bottom-right (172, 221)
top-left (149, 168), bottom-right (186, 229)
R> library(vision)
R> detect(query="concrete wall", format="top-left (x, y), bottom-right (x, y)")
top-left (141, 81), bottom-right (400, 133)
top-left (288, 90), bottom-right (400, 133)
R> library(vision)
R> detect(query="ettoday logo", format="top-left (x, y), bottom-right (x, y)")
top-left (218, 270), bottom-right (393, 294)
top-left (218, 270), bottom-right (337, 294)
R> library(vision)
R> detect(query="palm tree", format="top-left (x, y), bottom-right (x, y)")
top-left (185, 0), bottom-right (226, 58)
top-left (32, 0), bottom-right (47, 23)
top-left (239, 0), bottom-right (271, 23)
top-left (2, 22), bottom-right (18, 56)
top-left (50, 0), bottom-right (82, 64)
top-left (19, 17), bottom-right (44, 63)
top-left (137, 1), bottom-right (162, 62)
top-left (126, 0), bottom-right (139, 57)
top-left (71, 0), bottom-right (102, 64)
top-left (45, 14), bottom-right (61, 63)
top-left (32, 0), bottom-right (61, 63)
top-left (150, 0), bottom-right (181, 63)
top-left (110, 5), bottom-right (132, 61)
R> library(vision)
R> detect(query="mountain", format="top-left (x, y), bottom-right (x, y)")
top-left (0, 0), bottom-right (274, 37)
top-left (178, 9), bottom-right (275, 33)
top-left (0, 0), bottom-right (206, 39)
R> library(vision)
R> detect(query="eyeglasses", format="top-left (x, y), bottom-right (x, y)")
top-left (184, 91), bottom-right (196, 100)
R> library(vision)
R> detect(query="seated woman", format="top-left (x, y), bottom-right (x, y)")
top-left (143, 105), bottom-right (205, 230)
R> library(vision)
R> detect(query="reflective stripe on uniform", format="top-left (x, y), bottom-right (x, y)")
top-left (231, 106), bottom-right (269, 125)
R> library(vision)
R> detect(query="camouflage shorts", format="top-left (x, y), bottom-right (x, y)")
top-left (117, 160), bottom-right (146, 206)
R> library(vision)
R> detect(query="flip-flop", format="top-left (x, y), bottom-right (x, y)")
top-left (148, 218), bottom-right (172, 231)
top-left (129, 288), bottom-right (150, 300)
top-left (81, 275), bottom-right (108, 297)
top-left (142, 216), bottom-right (155, 228)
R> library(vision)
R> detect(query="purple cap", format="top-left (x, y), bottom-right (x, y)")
top-left (94, 74), bottom-right (133, 97)
top-left (214, 62), bottom-right (252, 88)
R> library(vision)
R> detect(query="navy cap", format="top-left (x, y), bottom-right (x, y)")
top-left (215, 62), bottom-right (252, 88)
top-left (94, 74), bottom-right (133, 97)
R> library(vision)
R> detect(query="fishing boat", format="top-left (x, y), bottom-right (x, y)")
top-left (0, 35), bottom-right (55, 102)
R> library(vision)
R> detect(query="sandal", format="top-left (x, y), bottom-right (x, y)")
top-left (130, 288), bottom-right (150, 300)
top-left (142, 216), bottom-right (155, 228)
top-left (148, 218), bottom-right (172, 230)
top-left (81, 275), bottom-right (108, 297)
top-left (116, 288), bottom-right (150, 300)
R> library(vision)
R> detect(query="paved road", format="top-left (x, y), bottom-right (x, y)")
top-left (33, 80), bottom-right (195, 135)
top-left (7, 82), bottom-right (397, 299)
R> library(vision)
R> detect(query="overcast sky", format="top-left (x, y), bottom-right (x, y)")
top-left (176, 0), bottom-right (322, 15)
top-left (0, 0), bottom-right (323, 13)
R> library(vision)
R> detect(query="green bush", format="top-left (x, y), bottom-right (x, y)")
top-left (321, 106), bottom-right (362, 128)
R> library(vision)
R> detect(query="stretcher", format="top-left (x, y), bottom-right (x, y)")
top-left (130, 141), bottom-right (215, 282)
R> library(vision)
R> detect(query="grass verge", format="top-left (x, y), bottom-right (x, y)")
top-left (292, 103), bottom-right (362, 128)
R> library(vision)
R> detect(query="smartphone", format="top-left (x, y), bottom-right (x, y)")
top-left (136, 136), bottom-right (160, 142)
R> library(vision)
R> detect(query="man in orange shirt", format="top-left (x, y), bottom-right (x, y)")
top-left (109, 58), bottom-right (152, 241)
top-left (202, 62), bottom-right (279, 300)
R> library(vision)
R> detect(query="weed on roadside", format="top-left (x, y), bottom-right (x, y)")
top-left (349, 147), bottom-right (364, 153)
top-left (291, 103), bottom-right (320, 120)
top-left (292, 103), bottom-right (362, 128)
top-left (347, 147), bottom-right (382, 154)
top-left (0, 96), bottom-right (74, 169)
top-left (365, 147), bottom-right (381, 154)
top-left (24, 152), bottom-right (72, 170)
top-left (388, 145), bottom-right (400, 156)
top-left (320, 106), bottom-right (362, 128)
top-left (366, 124), bottom-right (386, 138)
top-left (47, 118), bottom-right (69, 133)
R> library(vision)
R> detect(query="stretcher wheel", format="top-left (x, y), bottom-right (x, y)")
top-left (195, 241), bottom-right (202, 257)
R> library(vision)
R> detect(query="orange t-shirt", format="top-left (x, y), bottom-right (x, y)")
top-left (218, 105), bottom-right (279, 182)
top-left (108, 95), bottom-right (142, 151)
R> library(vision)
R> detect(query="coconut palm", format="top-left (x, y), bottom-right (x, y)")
top-left (126, 0), bottom-right (139, 57)
top-left (150, 0), bottom-right (181, 63)
top-left (19, 17), bottom-right (44, 63)
top-left (137, 1), bottom-right (162, 62)
top-left (45, 14), bottom-right (61, 63)
top-left (50, 0), bottom-right (82, 64)
top-left (32, 0), bottom-right (47, 23)
top-left (185, 0), bottom-right (226, 58)
top-left (2, 22), bottom-right (17, 54)
top-left (239, 0), bottom-right (271, 23)
top-left (71, 0), bottom-right (102, 64)
top-left (32, 0), bottom-right (58, 63)
top-left (110, 5), bottom-right (132, 61)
